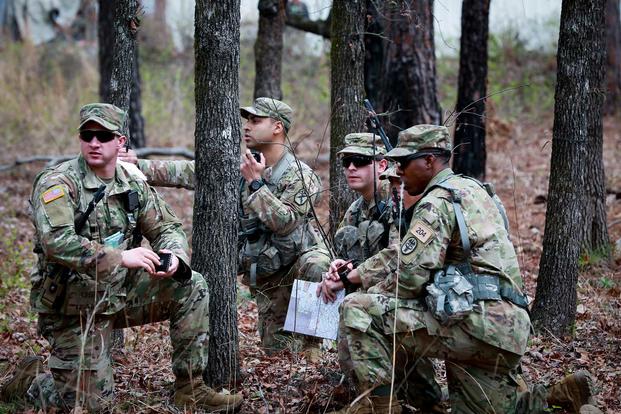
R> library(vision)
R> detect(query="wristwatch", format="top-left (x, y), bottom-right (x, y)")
top-left (249, 179), bottom-right (264, 193)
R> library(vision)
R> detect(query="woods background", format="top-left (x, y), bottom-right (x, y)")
top-left (0, 0), bottom-right (620, 412)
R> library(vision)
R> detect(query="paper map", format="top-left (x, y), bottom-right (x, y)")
top-left (283, 279), bottom-right (345, 340)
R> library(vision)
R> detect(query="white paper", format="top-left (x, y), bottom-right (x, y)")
top-left (283, 279), bottom-right (345, 340)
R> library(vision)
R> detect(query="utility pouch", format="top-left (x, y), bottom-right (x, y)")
top-left (425, 265), bottom-right (474, 326)
top-left (40, 272), bottom-right (67, 309)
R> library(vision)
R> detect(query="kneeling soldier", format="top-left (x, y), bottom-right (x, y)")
top-left (1, 103), bottom-right (242, 412)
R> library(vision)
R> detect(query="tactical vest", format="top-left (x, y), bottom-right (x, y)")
top-left (423, 175), bottom-right (528, 325)
top-left (238, 152), bottom-right (319, 286)
top-left (30, 159), bottom-right (144, 315)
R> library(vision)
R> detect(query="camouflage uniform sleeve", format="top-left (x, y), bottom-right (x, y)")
top-left (32, 173), bottom-right (123, 281)
top-left (246, 167), bottom-right (321, 235)
top-left (358, 190), bottom-right (455, 298)
top-left (135, 182), bottom-right (191, 268)
top-left (137, 159), bottom-right (195, 189)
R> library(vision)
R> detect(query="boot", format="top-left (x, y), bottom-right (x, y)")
top-left (0, 356), bottom-right (44, 402)
top-left (547, 370), bottom-right (595, 413)
top-left (329, 395), bottom-right (403, 414)
top-left (174, 378), bottom-right (242, 412)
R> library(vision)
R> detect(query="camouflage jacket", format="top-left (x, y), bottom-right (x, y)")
top-left (238, 151), bottom-right (322, 281)
top-left (357, 169), bottom-right (530, 354)
top-left (135, 152), bottom-right (322, 280)
top-left (30, 156), bottom-right (190, 315)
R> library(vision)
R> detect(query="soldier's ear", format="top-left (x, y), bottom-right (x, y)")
top-left (272, 120), bottom-right (284, 135)
top-left (117, 135), bottom-right (127, 149)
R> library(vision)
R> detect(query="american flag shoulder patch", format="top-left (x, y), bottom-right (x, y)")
top-left (42, 185), bottom-right (65, 204)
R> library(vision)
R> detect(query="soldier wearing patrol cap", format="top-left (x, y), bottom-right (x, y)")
top-left (0, 103), bottom-right (242, 412)
top-left (116, 97), bottom-right (323, 355)
top-left (294, 132), bottom-right (443, 411)
top-left (322, 125), bottom-right (598, 413)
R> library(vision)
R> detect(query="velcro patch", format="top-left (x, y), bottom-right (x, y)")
top-left (294, 190), bottom-right (308, 206)
top-left (411, 220), bottom-right (434, 244)
top-left (42, 185), bottom-right (65, 204)
top-left (401, 237), bottom-right (418, 255)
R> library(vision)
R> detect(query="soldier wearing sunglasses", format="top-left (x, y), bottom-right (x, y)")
top-left (2, 103), bottom-right (242, 412)
top-left (327, 125), bottom-right (596, 414)
top-left (291, 133), bottom-right (443, 411)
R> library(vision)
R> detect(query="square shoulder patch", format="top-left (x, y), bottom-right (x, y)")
top-left (410, 220), bottom-right (434, 244)
top-left (42, 185), bottom-right (65, 203)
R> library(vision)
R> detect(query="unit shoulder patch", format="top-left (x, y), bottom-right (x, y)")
top-left (42, 185), bottom-right (65, 204)
top-left (401, 237), bottom-right (418, 255)
top-left (294, 190), bottom-right (308, 206)
top-left (410, 220), bottom-right (434, 244)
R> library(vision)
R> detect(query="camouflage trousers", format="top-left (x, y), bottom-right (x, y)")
top-left (245, 258), bottom-right (323, 354)
top-left (339, 292), bottom-right (547, 414)
top-left (31, 270), bottom-right (210, 412)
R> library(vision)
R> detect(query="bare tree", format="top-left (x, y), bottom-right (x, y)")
top-left (531, 0), bottom-right (607, 336)
top-left (452, 0), bottom-right (490, 180)
top-left (254, 0), bottom-right (286, 99)
top-left (604, 0), bottom-right (621, 115)
top-left (379, 0), bottom-right (441, 137)
top-left (329, 0), bottom-right (366, 231)
top-left (193, 0), bottom-right (241, 388)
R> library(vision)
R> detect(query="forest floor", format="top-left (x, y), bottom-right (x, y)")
top-left (0, 111), bottom-right (620, 414)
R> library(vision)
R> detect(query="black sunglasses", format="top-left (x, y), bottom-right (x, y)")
top-left (79, 130), bottom-right (117, 143)
top-left (393, 153), bottom-right (429, 170)
top-left (341, 155), bottom-right (381, 168)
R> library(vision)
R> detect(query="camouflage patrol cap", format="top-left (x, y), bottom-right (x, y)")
top-left (240, 97), bottom-right (294, 131)
top-left (337, 133), bottom-right (387, 157)
top-left (385, 125), bottom-right (451, 158)
top-left (379, 166), bottom-right (399, 181)
top-left (78, 103), bottom-right (126, 134)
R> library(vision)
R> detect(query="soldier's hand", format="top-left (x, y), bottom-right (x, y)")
top-left (117, 148), bottom-right (138, 164)
top-left (121, 247), bottom-right (160, 274)
top-left (316, 278), bottom-right (344, 303)
top-left (240, 149), bottom-right (265, 182)
top-left (152, 249), bottom-right (180, 279)
top-left (327, 259), bottom-right (353, 282)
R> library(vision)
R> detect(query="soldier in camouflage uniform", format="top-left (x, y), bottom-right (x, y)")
top-left (117, 98), bottom-right (323, 354)
top-left (295, 133), bottom-right (443, 411)
top-left (0, 103), bottom-right (242, 412)
top-left (294, 133), bottom-right (391, 284)
top-left (320, 125), bottom-right (597, 413)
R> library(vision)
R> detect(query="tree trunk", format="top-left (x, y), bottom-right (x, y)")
top-left (98, 0), bottom-right (139, 128)
top-left (254, 0), bottom-right (285, 99)
top-left (329, 0), bottom-right (366, 232)
top-left (128, 45), bottom-right (146, 148)
top-left (531, 0), bottom-right (606, 337)
top-left (604, 0), bottom-right (621, 115)
top-left (97, 0), bottom-right (140, 350)
top-left (379, 0), bottom-right (441, 138)
top-left (193, 0), bottom-right (240, 389)
top-left (452, 0), bottom-right (490, 181)
top-left (363, 0), bottom-right (384, 110)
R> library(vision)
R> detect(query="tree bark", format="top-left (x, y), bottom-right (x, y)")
top-left (379, 0), bottom-right (441, 138)
top-left (363, 0), bottom-right (384, 110)
top-left (194, 0), bottom-right (241, 388)
top-left (98, 0), bottom-right (139, 134)
top-left (604, 0), bottom-right (621, 115)
top-left (329, 0), bottom-right (367, 232)
top-left (531, 0), bottom-right (606, 337)
top-left (128, 45), bottom-right (146, 148)
top-left (254, 0), bottom-right (285, 99)
top-left (452, 0), bottom-right (490, 181)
